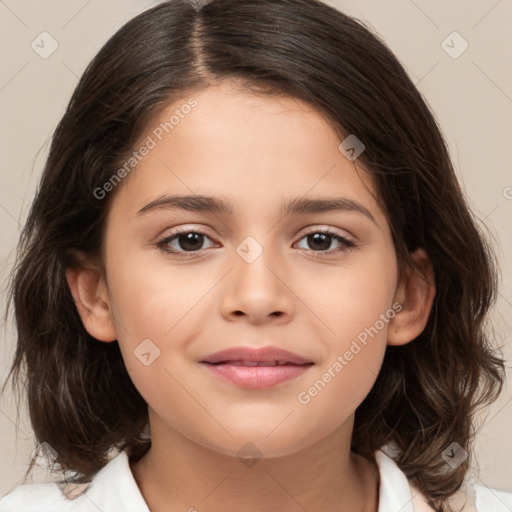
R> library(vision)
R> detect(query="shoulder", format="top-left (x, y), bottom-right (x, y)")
top-left (473, 483), bottom-right (512, 511)
top-left (375, 447), bottom-right (512, 512)
top-left (0, 450), bottom-right (150, 512)
top-left (0, 481), bottom-right (87, 511)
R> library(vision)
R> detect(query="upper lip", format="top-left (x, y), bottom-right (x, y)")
top-left (201, 346), bottom-right (313, 365)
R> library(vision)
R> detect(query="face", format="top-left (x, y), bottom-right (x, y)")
top-left (98, 80), bottom-right (402, 458)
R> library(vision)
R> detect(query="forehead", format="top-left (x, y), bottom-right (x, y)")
top-left (109, 81), bottom-right (384, 227)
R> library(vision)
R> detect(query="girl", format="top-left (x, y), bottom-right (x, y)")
top-left (1, 0), bottom-right (511, 511)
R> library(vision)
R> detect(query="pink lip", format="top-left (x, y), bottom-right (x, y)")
top-left (201, 346), bottom-right (314, 389)
top-left (202, 346), bottom-right (313, 365)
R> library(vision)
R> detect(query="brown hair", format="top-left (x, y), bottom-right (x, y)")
top-left (2, 0), bottom-right (505, 510)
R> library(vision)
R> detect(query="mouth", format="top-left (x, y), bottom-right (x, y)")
top-left (204, 360), bottom-right (311, 367)
top-left (200, 346), bottom-right (314, 389)
top-left (201, 345), bottom-right (313, 365)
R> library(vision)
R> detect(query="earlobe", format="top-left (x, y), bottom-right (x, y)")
top-left (387, 248), bottom-right (436, 347)
top-left (66, 262), bottom-right (117, 343)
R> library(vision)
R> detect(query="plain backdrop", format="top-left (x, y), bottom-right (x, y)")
top-left (1, 0), bottom-right (511, 498)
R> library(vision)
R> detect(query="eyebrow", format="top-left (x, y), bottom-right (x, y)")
top-left (137, 194), bottom-right (377, 225)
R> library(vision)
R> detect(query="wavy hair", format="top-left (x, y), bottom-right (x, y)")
top-left (2, 0), bottom-right (505, 510)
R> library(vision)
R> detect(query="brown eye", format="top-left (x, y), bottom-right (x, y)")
top-left (156, 228), bottom-right (216, 255)
top-left (174, 232), bottom-right (206, 252)
top-left (295, 229), bottom-right (356, 254)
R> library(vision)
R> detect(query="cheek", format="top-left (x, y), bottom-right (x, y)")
top-left (104, 252), bottom-right (217, 395)
top-left (292, 247), bottom-right (397, 342)
top-left (296, 280), bottom-right (393, 435)
top-left (105, 264), bottom-right (203, 425)
top-left (291, 251), bottom-right (395, 421)
top-left (292, 341), bottom-right (386, 445)
top-left (107, 248), bottom-right (209, 339)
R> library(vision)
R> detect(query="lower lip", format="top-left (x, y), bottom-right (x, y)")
top-left (201, 363), bottom-right (313, 389)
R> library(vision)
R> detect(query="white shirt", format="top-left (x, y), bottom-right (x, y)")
top-left (1, 449), bottom-right (511, 511)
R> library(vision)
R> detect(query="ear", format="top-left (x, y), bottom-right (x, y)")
top-left (387, 248), bottom-right (436, 346)
top-left (66, 258), bottom-right (117, 342)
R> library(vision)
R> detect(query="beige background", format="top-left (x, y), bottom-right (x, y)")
top-left (1, 0), bottom-right (511, 499)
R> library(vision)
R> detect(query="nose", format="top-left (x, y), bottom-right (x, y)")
top-left (219, 240), bottom-right (295, 325)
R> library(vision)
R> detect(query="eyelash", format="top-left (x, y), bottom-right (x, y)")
top-left (155, 226), bottom-right (357, 259)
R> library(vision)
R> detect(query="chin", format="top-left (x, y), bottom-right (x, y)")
top-left (189, 427), bottom-right (318, 460)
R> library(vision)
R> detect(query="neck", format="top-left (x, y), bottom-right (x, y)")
top-left (130, 413), bottom-right (379, 512)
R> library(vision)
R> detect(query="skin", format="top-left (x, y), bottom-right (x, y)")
top-left (67, 79), bottom-right (435, 512)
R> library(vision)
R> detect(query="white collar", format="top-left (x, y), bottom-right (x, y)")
top-left (79, 448), bottom-right (425, 512)
top-left (81, 449), bottom-right (150, 511)
top-left (375, 449), bottom-right (420, 512)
